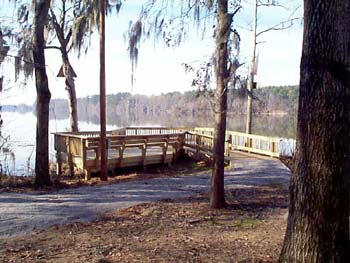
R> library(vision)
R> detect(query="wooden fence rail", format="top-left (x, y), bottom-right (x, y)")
top-left (192, 128), bottom-right (281, 158)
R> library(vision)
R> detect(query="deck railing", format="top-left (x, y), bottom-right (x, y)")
top-left (192, 127), bottom-right (281, 158)
top-left (54, 131), bottom-right (187, 180)
top-left (111, 127), bottom-right (189, 136)
top-left (53, 127), bottom-right (284, 180)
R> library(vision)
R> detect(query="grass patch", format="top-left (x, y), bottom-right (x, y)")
top-left (231, 218), bottom-right (260, 229)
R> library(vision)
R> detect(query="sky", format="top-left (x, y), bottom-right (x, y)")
top-left (0, 0), bottom-right (303, 105)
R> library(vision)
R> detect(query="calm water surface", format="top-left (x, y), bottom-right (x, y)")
top-left (1, 111), bottom-right (296, 175)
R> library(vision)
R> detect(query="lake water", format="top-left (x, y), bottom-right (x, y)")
top-left (0, 111), bottom-right (297, 176)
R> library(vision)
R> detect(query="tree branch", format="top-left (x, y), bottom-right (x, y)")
top-left (67, 43), bottom-right (74, 53)
top-left (49, 8), bottom-right (66, 47)
top-left (45, 46), bottom-right (61, 50)
top-left (230, 6), bottom-right (242, 18)
top-left (257, 1), bottom-right (289, 11)
top-left (256, 17), bottom-right (299, 37)
top-left (65, 28), bottom-right (72, 43)
top-left (61, 0), bottom-right (67, 32)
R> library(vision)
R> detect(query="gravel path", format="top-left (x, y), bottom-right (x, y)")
top-left (0, 152), bottom-right (291, 238)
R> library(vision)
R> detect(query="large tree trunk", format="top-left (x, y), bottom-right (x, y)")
top-left (279, 0), bottom-right (350, 262)
top-left (210, 0), bottom-right (231, 209)
top-left (33, 0), bottom-right (52, 187)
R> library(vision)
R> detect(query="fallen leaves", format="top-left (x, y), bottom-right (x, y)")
top-left (0, 185), bottom-right (287, 262)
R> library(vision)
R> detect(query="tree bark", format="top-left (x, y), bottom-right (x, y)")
top-left (62, 53), bottom-right (78, 132)
top-left (279, 0), bottom-right (350, 261)
top-left (65, 67), bottom-right (78, 132)
top-left (33, 0), bottom-right (52, 187)
top-left (210, 0), bottom-right (231, 209)
top-left (99, 0), bottom-right (108, 181)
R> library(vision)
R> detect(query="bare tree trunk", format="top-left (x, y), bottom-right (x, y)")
top-left (279, 0), bottom-right (350, 261)
top-left (63, 58), bottom-right (77, 177)
top-left (33, 0), bottom-right (52, 187)
top-left (210, 0), bottom-right (231, 209)
top-left (49, 5), bottom-right (79, 133)
top-left (66, 72), bottom-right (78, 132)
top-left (62, 56), bottom-right (78, 132)
top-left (245, 0), bottom-right (257, 135)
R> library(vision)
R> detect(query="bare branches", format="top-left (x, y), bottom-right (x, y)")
top-left (256, 3), bottom-right (302, 38)
top-left (256, 17), bottom-right (299, 37)
top-left (257, 0), bottom-right (289, 10)
top-left (126, 0), bottom-right (244, 89)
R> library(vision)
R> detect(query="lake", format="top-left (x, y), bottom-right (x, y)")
top-left (0, 111), bottom-right (297, 176)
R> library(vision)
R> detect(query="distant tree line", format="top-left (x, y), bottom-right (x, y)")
top-left (47, 85), bottom-right (299, 120)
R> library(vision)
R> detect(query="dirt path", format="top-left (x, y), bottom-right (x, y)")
top-left (0, 152), bottom-right (291, 238)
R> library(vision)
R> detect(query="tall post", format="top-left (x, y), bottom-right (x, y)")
top-left (99, 0), bottom-right (108, 181)
top-left (246, 0), bottom-right (258, 134)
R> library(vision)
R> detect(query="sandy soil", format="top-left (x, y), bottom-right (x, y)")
top-left (0, 152), bottom-right (290, 238)
top-left (0, 152), bottom-right (291, 262)
top-left (0, 185), bottom-right (289, 263)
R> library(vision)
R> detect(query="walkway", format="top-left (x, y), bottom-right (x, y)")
top-left (0, 152), bottom-right (291, 238)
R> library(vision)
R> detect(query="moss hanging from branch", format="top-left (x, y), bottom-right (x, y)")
top-left (126, 0), bottom-right (219, 86)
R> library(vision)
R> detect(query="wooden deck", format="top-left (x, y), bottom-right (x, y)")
top-left (53, 127), bottom-right (282, 180)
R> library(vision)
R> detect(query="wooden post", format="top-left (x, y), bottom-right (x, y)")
top-left (225, 134), bottom-right (232, 157)
top-left (54, 134), bottom-right (62, 176)
top-left (162, 139), bottom-right (169, 163)
top-left (67, 137), bottom-right (74, 177)
top-left (195, 134), bottom-right (200, 156)
top-left (174, 133), bottom-right (185, 160)
top-left (118, 143), bottom-right (125, 166)
top-left (271, 141), bottom-right (276, 157)
top-left (81, 138), bottom-right (90, 180)
top-left (141, 140), bottom-right (147, 170)
top-left (56, 151), bottom-right (62, 176)
top-left (84, 170), bottom-right (91, 180)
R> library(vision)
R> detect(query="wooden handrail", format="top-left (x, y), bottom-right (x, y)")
top-left (53, 126), bottom-right (287, 180)
top-left (53, 127), bottom-right (284, 157)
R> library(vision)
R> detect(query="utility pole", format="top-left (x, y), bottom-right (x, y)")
top-left (246, 0), bottom-right (258, 135)
top-left (99, 0), bottom-right (108, 181)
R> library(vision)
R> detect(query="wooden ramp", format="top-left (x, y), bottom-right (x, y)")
top-left (53, 127), bottom-right (282, 180)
